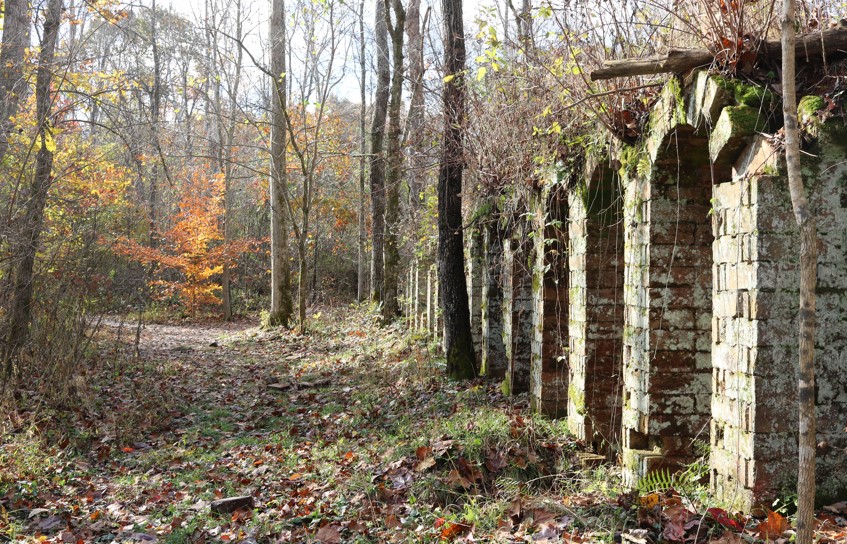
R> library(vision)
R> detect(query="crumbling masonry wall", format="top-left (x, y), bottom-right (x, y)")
top-left (455, 71), bottom-right (847, 509)
top-left (621, 78), bottom-right (719, 482)
top-left (711, 122), bottom-right (847, 509)
top-left (466, 227), bottom-right (484, 364)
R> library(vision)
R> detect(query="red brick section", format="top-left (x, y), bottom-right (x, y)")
top-left (568, 164), bottom-right (625, 449)
top-left (531, 186), bottom-right (569, 418)
top-left (621, 128), bottom-right (714, 479)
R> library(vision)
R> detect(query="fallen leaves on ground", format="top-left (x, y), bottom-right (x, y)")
top-left (1, 307), bottom-right (841, 543)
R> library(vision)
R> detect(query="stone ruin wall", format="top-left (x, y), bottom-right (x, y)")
top-left (404, 70), bottom-right (847, 510)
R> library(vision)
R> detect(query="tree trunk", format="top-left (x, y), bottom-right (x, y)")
top-left (297, 239), bottom-right (308, 332)
top-left (0, 0), bottom-right (31, 161)
top-left (268, 0), bottom-right (293, 327)
top-left (3, 0), bottom-right (62, 377)
top-left (382, 0), bottom-right (405, 320)
top-left (219, 0), bottom-right (244, 321)
top-left (404, 0), bottom-right (426, 216)
top-left (781, 1), bottom-right (816, 542)
top-left (438, 0), bottom-right (476, 379)
top-left (149, 0), bottom-right (161, 250)
top-left (369, 0), bottom-right (390, 305)
top-left (357, 0), bottom-right (368, 303)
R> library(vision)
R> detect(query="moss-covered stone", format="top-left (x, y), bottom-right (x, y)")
top-left (713, 75), bottom-right (775, 108)
top-left (798, 95), bottom-right (825, 117)
top-left (568, 383), bottom-right (586, 416)
top-left (709, 105), bottom-right (769, 166)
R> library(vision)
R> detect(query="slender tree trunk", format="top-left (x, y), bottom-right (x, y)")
top-left (369, 0), bottom-right (390, 305)
top-left (149, 0), bottom-right (161, 250)
top-left (3, 0), bottom-right (62, 377)
top-left (781, 1), bottom-right (816, 542)
top-left (404, 0), bottom-right (426, 216)
top-left (268, 0), bottom-right (293, 326)
top-left (297, 238), bottom-right (307, 331)
top-left (0, 0), bottom-right (31, 162)
top-left (220, 0), bottom-right (244, 320)
top-left (357, 0), bottom-right (368, 303)
top-left (438, 0), bottom-right (476, 378)
top-left (382, 0), bottom-right (405, 319)
top-left (0, 0), bottom-right (31, 300)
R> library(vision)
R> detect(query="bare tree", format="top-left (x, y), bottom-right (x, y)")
top-left (369, 0), bottom-right (390, 305)
top-left (3, 0), bottom-right (63, 376)
top-left (0, 0), bottom-right (31, 162)
top-left (382, 0), bottom-right (406, 319)
top-left (438, 0), bottom-right (476, 378)
top-left (356, 0), bottom-right (368, 303)
top-left (781, 1), bottom-right (816, 542)
top-left (206, 0), bottom-right (246, 320)
top-left (268, 0), bottom-right (294, 326)
top-left (403, 0), bottom-right (428, 217)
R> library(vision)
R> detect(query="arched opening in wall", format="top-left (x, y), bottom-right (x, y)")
top-left (531, 184), bottom-right (570, 418)
top-left (620, 118), bottom-right (716, 481)
top-left (645, 126), bottom-right (714, 468)
top-left (570, 162), bottom-right (624, 452)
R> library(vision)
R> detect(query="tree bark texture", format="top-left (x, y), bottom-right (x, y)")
top-left (382, 0), bottom-right (405, 320)
top-left (3, 0), bottom-right (62, 376)
top-left (438, 0), bottom-right (477, 379)
top-left (404, 0), bottom-right (426, 216)
top-left (0, 0), bottom-right (31, 160)
top-left (214, 0), bottom-right (244, 320)
top-left (149, 0), bottom-right (162, 249)
top-left (268, 0), bottom-right (293, 327)
top-left (781, 2), bottom-right (816, 542)
top-left (369, 0), bottom-right (390, 305)
top-left (357, 0), bottom-right (368, 302)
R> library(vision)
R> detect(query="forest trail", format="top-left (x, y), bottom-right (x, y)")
top-left (3, 307), bottom-right (597, 543)
top-left (108, 318), bottom-right (255, 355)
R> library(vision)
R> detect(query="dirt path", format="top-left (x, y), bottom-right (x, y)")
top-left (101, 317), bottom-right (255, 354)
top-left (3, 309), bottom-right (628, 544)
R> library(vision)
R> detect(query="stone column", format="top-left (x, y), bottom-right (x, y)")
top-left (465, 226), bottom-right (484, 364)
top-left (414, 262), bottom-right (420, 330)
top-left (426, 265), bottom-right (434, 334)
top-left (481, 221), bottom-right (507, 378)
top-left (502, 230), bottom-right (532, 395)
top-left (711, 124), bottom-right (847, 509)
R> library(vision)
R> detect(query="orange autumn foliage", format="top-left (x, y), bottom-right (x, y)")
top-left (112, 170), bottom-right (254, 313)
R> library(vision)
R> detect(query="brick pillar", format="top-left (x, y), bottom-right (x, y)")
top-left (620, 136), bottom-right (714, 484)
top-left (711, 128), bottom-right (847, 509)
top-left (466, 227), bottom-right (484, 364)
top-left (502, 230), bottom-right (532, 395)
top-left (530, 184), bottom-right (569, 418)
top-left (426, 264), bottom-right (434, 333)
top-left (481, 221), bottom-right (507, 379)
top-left (414, 262), bottom-right (421, 330)
top-left (568, 163), bottom-right (625, 448)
